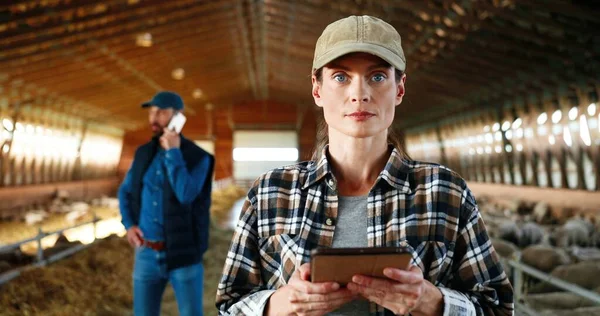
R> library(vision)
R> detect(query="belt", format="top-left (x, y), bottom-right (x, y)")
top-left (141, 238), bottom-right (166, 251)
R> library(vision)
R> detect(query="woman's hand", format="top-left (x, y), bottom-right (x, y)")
top-left (347, 265), bottom-right (443, 316)
top-left (266, 263), bottom-right (358, 316)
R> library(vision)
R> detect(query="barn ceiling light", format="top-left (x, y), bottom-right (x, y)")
top-left (492, 122), bottom-right (500, 132)
top-left (552, 110), bottom-right (562, 124)
top-left (171, 68), bottom-right (185, 80)
top-left (192, 88), bottom-right (203, 99)
top-left (516, 144), bottom-right (523, 152)
top-left (548, 135), bottom-right (556, 145)
top-left (588, 103), bottom-right (596, 116)
top-left (136, 33), bottom-right (153, 47)
top-left (512, 118), bottom-right (522, 129)
top-left (2, 118), bottom-right (13, 131)
top-left (501, 121), bottom-right (511, 131)
top-left (568, 106), bottom-right (578, 121)
top-left (537, 112), bottom-right (548, 125)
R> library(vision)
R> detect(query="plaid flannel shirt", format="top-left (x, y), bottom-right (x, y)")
top-left (216, 146), bottom-right (514, 315)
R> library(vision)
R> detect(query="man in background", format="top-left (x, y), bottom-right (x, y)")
top-left (119, 91), bottom-right (214, 316)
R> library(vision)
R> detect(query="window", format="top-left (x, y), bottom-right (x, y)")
top-left (233, 130), bottom-right (298, 180)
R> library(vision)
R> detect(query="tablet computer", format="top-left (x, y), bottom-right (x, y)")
top-left (310, 247), bottom-right (412, 285)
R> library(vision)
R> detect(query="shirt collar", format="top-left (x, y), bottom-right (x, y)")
top-left (302, 145), bottom-right (412, 194)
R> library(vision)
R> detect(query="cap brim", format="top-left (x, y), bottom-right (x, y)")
top-left (313, 42), bottom-right (406, 72)
top-left (141, 101), bottom-right (152, 108)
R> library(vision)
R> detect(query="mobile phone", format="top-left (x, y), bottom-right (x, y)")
top-left (167, 112), bottom-right (187, 133)
top-left (310, 247), bottom-right (412, 285)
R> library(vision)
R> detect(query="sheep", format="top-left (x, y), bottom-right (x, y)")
top-left (521, 245), bottom-right (571, 273)
top-left (64, 202), bottom-right (90, 224)
top-left (529, 261), bottom-right (600, 294)
top-left (533, 202), bottom-right (552, 224)
top-left (100, 196), bottom-right (119, 209)
top-left (539, 307), bottom-right (600, 316)
top-left (568, 246), bottom-right (600, 262)
top-left (491, 238), bottom-right (519, 259)
top-left (550, 218), bottom-right (593, 248)
top-left (498, 221), bottom-right (521, 246)
top-left (519, 222), bottom-right (544, 248)
top-left (526, 291), bottom-right (599, 310)
top-left (24, 209), bottom-right (48, 226)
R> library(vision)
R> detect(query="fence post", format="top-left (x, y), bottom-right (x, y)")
top-left (512, 254), bottom-right (523, 303)
top-left (92, 210), bottom-right (97, 241)
top-left (36, 227), bottom-right (44, 263)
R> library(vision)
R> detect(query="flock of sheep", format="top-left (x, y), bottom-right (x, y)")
top-left (480, 196), bottom-right (600, 315)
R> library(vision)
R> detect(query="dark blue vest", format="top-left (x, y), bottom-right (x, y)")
top-left (128, 135), bottom-right (214, 270)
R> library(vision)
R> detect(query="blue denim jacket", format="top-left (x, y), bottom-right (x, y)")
top-left (118, 148), bottom-right (211, 241)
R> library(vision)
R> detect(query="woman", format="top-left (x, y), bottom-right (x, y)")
top-left (216, 15), bottom-right (513, 316)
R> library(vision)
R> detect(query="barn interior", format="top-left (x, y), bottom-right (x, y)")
top-left (1, 1), bottom-right (600, 315)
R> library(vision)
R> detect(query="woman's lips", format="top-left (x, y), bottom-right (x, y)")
top-left (347, 111), bottom-right (375, 121)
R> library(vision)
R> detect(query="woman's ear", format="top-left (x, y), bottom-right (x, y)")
top-left (312, 75), bottom-right (324, 108)
top-left (395, 73), bottom-right (407, 106)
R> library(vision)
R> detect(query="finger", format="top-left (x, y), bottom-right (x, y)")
top-left (353, 274), bottom-right (421, 297)
top-left (291, 294), bottom-right (357, 313)
top-left (383, 266), bottom-right (423, 284)
top-left (289, 288), bottom-right (355, 303)
top-left (134, 236), bottom-right (142, 247)
top-left (290, 279), bottom-right (340, 294)
top-left (347, 282), bottom-right (393, 306)
top-left (135, 228), bottom-right (144, 238)
top-left (352, 275), bottom-right (396, 290)
top-left (298, 263), bottom-right (311, 281)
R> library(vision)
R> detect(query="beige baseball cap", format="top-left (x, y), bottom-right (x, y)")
top-left (312, 15), bottom-right (406, 72)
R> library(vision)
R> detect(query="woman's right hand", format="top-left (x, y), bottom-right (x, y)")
top-left (265, 263), bottom-right (358, 316)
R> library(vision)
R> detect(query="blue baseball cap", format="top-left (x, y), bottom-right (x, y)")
top-left (141, 91), bottom-right (184, 110)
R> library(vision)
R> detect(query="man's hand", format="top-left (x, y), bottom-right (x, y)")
top-left (126, 226), bottom-right (144, 247)
top-left (347, 265), bottom-right (443, 316)
top-left (265, 263), bottom-right (358, 316)
top-left (160, 128), bottom-right (180, 150)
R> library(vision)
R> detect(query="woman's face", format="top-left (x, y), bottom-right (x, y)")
top-left (312, 53), bottom-right (406, 140)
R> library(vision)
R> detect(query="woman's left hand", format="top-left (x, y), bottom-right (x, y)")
top-left (347, 265), bottom-right (443, 315)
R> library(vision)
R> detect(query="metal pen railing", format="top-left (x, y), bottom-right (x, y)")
top-left (504, 254), bottom-right (600, 315)
top-left (0, 214), bottom-right (100, 285)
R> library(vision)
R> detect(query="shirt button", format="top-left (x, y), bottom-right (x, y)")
top-left (153, 218), bottom-right (158, 222)
top-left (400, 240), bottom-right (408, 247)
top-left (156, 170), bottom-right (161, 175)
top-left (327, 179), bottom-right (336, 190)
top-left (153, 201), bottom-right (158, 206)
top-left (325, 218), bottom-right (333, 226)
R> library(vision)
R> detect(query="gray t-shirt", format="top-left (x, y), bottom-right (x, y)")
top-left (329, 195), bottom-right (370, 315)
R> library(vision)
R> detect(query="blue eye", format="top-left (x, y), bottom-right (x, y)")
top-left (372, 74), bottom-right (386, 82)
top-left (333, 74), bottom-right (347, 82)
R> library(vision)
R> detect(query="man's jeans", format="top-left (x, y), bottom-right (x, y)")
top-left (133, 246), bottom-right (204, 316)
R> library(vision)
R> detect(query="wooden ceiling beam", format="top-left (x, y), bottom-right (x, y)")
top-left (1, 10), bottom-right (237, 71)
top-left (0, 1), bottom-right (236, 62)
top-left (9, 27), bottom-right (237, 83)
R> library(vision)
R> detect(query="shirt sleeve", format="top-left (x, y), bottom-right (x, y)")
top-left (216, 187), bottom-right (275, 315)
top-left (117, 169), bottom-right (135, 230)
top-left (447, 184), bottom-right (514, 316)
top-left (163, 148), bottom-right (212, 205)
